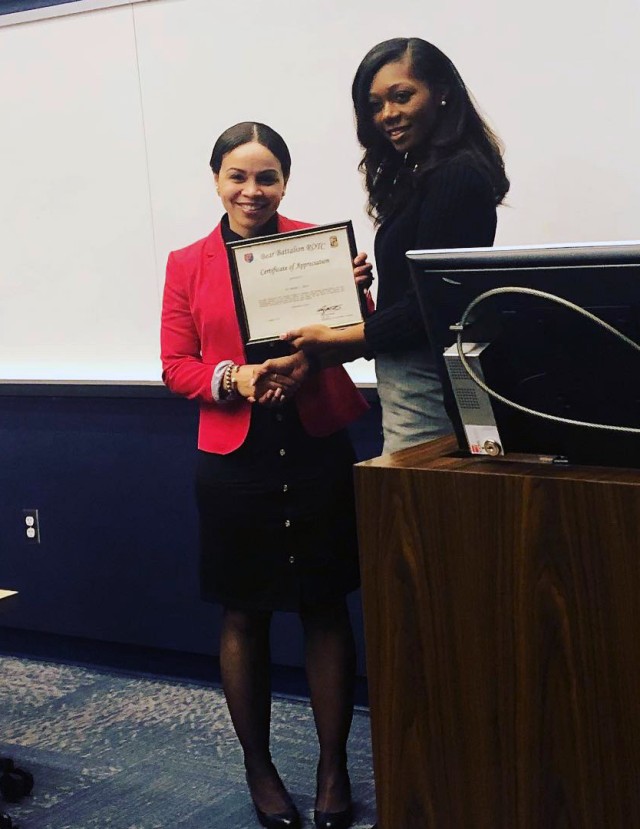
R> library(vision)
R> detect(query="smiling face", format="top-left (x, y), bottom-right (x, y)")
top-left (368, 56), bottom-right (441, 154)
top-left (214, 141), bottom-right (287, 237)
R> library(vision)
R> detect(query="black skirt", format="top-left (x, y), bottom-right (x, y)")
top-left (195, 401), bottom-right (360, 612)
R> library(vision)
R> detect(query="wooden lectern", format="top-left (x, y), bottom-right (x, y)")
top-left (354, 435), bottom-right (640, 829)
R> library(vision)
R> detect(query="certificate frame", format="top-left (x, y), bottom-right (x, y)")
top-left (226, 220), bottom-right (366, 347)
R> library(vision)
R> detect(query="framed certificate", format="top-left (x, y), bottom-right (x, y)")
top-left (226, 221), bottom-right (366, 346)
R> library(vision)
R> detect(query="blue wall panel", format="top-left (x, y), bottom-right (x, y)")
top-left (0, 387), bottom-right (382, 674)
top-left (0, 0), bottom-right (81, 14)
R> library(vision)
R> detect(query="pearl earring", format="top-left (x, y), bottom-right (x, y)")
top-left (440, 99), bottom-right (447, 107)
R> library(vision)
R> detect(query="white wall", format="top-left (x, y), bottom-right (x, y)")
top-left (1, 0), bottom-right (639, 382)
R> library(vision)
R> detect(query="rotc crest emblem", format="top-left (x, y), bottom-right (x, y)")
top-left (244, 252), bottom-right (254, 263)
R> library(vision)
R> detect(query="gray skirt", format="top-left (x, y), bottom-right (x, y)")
top-left (375, 347), bottom-right (453, 454)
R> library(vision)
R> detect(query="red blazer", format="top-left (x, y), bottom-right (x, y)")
top-left (161, 214), bottom-right (369, 454)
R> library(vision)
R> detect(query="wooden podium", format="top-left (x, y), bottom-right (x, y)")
top-left (354, 435), bottom-right (640, 829)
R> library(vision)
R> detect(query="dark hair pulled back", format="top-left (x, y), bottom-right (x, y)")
top-left (209, 121), bottom-right (291, 181)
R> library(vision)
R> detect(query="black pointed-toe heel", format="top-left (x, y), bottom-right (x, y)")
top-left (313, 803), bottom-right (353, 829)
top-left (253, 801), bottom-right (301, 829)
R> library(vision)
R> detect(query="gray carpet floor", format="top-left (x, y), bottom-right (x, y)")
top-left (0, 656), bottom-right (377, 828)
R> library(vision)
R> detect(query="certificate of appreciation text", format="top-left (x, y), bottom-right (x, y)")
top-left (227, 221), bottom-right (365, 345)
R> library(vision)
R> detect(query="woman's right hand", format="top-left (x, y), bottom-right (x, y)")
top-left (254, 351), bottom-right (310, 388)
top-left (235, 364), bottom-right (297, 406)
top-left (251, 352), bottom-right (310, 404)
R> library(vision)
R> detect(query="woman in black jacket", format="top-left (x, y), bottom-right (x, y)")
top-left (274, 37), bottom-right (510, 454)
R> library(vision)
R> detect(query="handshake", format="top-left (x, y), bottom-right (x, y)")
top-left (234, 351), bottom-right (311, 407)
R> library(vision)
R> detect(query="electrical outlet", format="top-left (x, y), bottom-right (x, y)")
top-left (23, 509), bottom-right (40, 544)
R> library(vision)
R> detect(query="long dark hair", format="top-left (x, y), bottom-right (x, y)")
top-left (209, 121), bottom-right (291, 180)
top-left (352, 38), bottom-right (509, 223)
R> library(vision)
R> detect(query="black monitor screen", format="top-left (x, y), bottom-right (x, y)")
top-left (408, 241), bottom-right (640, 468)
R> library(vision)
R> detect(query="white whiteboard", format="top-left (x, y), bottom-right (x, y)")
top-left (1, 0), bottom-right (639, 383)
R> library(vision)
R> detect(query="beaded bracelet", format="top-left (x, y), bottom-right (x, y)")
top-left (230, 364), bottom-right (240, 395)
top-left (222, 363), bottom-right (240, 399)
top-left (222, 363), bottom-right (233, 397)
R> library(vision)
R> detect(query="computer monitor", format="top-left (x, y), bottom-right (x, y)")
top-left (407, 241), bottom-right (640, 468)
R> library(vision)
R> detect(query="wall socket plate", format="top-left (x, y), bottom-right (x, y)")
top-left (23, 508), bottom-right (40, 543)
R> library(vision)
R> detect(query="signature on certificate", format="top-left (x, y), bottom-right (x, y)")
top-left (318, 304), bottom-right (343, 319)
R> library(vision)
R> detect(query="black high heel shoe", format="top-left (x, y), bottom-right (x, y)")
top-left (245, 766), bottom-right (301, 829)
top-left (313, 802), bottom-right (353, 829)
top-left (253, 801), bottom-right (301, 829)
top-left (314, 765), bottom-right (353, 829)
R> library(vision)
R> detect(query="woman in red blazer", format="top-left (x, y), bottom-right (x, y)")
top-left (161, 122), bottom-right (368, 829)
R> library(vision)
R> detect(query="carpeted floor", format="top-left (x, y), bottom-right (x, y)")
top-left (0, 656), bottom-right (377, 828)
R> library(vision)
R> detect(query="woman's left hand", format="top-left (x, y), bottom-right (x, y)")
top-left (353, 251), bottom-right (374, 289)
top-left (280, 325), bottom-right (336, 352)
